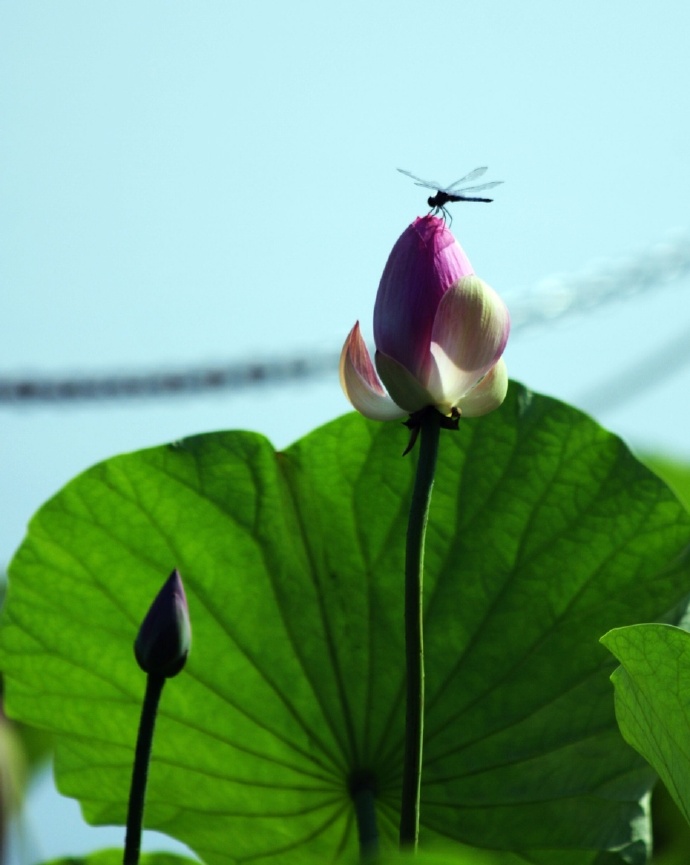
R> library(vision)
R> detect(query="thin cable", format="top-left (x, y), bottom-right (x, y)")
top-left (0, 354), bottom-right (338, 405)
top-left (505, 230), bottom-right (690, 331)
top-left (578, 322), bottom-right (690, 414)
top-left (2, 232), bottom-right (690, 405)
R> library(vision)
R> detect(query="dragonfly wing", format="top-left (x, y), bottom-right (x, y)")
top-left (398, 166), bottom-right (502, 196)
top-left (454, 180), bottom-right (504, 194)
top-left (396, 168), bottom-right (443, 191)
top-left (445, 167), bottom-right (488, 190)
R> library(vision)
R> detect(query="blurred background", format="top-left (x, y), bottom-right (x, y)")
top-left (2, 1), bottom-right (690, 862)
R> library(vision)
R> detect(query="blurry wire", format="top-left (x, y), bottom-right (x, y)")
top-left (503, 230), bottom-right (690, 329)
top-left (578, 321), bottom-right (690, 413)
top-left (0, 355), bottom-right (336, 405)
top-left (2, 231), bottom-right (690, 405)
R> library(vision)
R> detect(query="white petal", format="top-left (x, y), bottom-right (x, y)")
top-left (431, 275), bottom-right (510, 378)
top-left (339, 324), bottom-right (407, 421)
top-left (426, 341), bottom-right (477, 410)
top-left (458, 359), bottom-right (509, 417)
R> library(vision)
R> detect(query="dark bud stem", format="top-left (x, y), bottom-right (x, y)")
top-left (123, 673), bottom-right (165, 865)
top-left (125, 569), bottom-right (191, 864)
top-left (399, 408), bottom-right (442, 849)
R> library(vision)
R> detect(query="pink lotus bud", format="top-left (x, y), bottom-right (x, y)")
top-left (340, 216), bottom-right (510, 420)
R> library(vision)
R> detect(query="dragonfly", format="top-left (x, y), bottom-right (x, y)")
top-left (397, 167), bottom-right (503, 223)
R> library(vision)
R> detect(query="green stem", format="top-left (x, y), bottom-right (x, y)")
top-left (399, 409), bottom-right (441, 850)
top-left (124, 673), bottom-right (166, 865)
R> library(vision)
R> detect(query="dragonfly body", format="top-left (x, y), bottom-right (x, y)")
top-left (427, 189), bottom-right (494, 208)
top-left (397, 167), bottom-right (503, 221)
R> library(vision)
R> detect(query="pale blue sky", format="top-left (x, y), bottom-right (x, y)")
top-left (3, 1), bottom-right (690, 860)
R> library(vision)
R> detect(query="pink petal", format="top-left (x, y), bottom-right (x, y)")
top-left (458, 359), bottom-right (509, 417)
top-left (339, 323), bottom-right (407, 420)
top-left (431, 275), bottom-right (510, 379)
top-left (373, 216), bottom-right (474, 381)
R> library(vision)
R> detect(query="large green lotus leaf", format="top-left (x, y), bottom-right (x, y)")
top-left (641, 454), bottom-right (690, 513)
top-left (602, 624), bottom-right (690, 828)
top-left (44, 846), bottom-right (556, 865)
top-left (2, 383), bottom-right (690, 865)
top-left (40, 848), bottom-right (517, 865)
top-left (42, 853), bottom-right (197, 865)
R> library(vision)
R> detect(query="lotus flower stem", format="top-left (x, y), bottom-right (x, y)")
top-left (400, 408), bottom-right (441, 849)
top-left (124, 672), bottom-right (165, 865)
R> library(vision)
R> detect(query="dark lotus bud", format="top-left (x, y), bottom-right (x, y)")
top-left (134, 569), bottom-right (191, 678)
